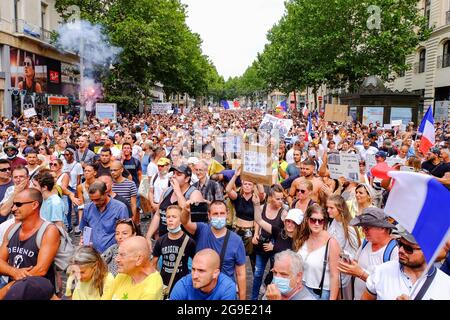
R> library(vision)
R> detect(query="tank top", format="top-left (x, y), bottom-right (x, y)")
top-left (7, 224), bottom-right (56, 289)
top-left (158, 186), bottom-right (196, 236)
top-left (55, 172), bottom-right (66, 187)
top-left (260, 203), bottom-right (284, 240)
top-left (232, 194), bottom-right (254, 221)
top-left (298, 240), bottom-right (330, 290)
top-left (81, 182), bottom-right (91, 205)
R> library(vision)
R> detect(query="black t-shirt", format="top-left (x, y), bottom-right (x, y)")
top-left (97, 163), bottom-right (131, 179)
top-left (88, 141), bottom-right (104, 153)
top-left (152, 233), bottom-right (196, 291)
top-left (272, 225), bottom-right (293, 254)
top-left (123, 157), bottom-right (142, 187)
top-left (429, 162), bottom-right (450, 178)
top-left (231, 194), bottom-right (254, 221)
top-left (421, 160), bottom-right (438, 174)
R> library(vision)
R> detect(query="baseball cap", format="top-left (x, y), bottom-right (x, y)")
top-left (429, 147), bottom-right (440, 155)
top-left (284, 209), bottom-right (304, 225)
top-left (4, 145), bottom-right (18, 152)
top-left (157, 157), bottom-right (171, 166)
top-left (349, 207), bottom-right (395, 229)
top-left (170, 164), bottom-right (192, 177)
top-left (3, 276), bottom-right (54, 300)
top-left (375, 151), bottom-right (387, 159)
top-left (395, 225), bottom-right (418, 245)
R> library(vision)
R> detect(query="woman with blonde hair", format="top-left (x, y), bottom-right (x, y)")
top-left (346, 183), bottom-right (375, 217)
top-left (65, 246), bottom-right (114, 300)
top-left (294, 204), bottom-right (340, 300)
top-left (291, 179), bottom-right (315, 213)
top-left (326, 195), bottom-right (361, 299)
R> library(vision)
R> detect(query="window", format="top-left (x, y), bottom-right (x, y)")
top-left (444, 41), bottom-right (450, 68)
top-left (419, 49), bottom-right (426, 73)
top-left (424, 0), bottom-right (431, 26)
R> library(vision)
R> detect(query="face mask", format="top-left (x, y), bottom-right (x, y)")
top-left (272, 276), bottom-right (292, 295)
top-left (168, 225), bottom-right (181, 234)
top-left (308, 150), bottom-right (316, 157)
top-left (210, 217), bottom-right (226, 230)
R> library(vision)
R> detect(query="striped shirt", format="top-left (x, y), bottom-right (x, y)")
top-left (112, 178), bottom-right (137, 205)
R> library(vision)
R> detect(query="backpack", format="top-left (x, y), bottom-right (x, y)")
top-left (8, 221), bottom-right (75, 272)
top-left (162, 185), bottom-right (197, 201)
top-left (361, 238), bottom-right (397, 262)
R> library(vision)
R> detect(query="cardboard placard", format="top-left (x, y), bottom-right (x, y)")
top-left (324, 104), bottom-right (349, 122)
top-left (327, 152), bottom-right (360, 182)
top-left (241, 143), bottom-right (273, 186)
top-left (23, 108), bottom-right (37, 118)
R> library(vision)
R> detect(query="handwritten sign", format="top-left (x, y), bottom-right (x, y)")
top-left (241, 143), bottom-right (273, 185)
top-left (23, 107), bottom-right (37, 118)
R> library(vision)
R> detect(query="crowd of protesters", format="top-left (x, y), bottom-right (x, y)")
top-left (0, 106), bottom-right (448, 300)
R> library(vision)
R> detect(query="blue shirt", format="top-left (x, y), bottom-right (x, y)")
top-left (286, 163), bottom-right (300, 177)
top-left (40, 194), bottom-right (67, 225)
top-left (80, 197), bottom-right (129, 253)
top-left (194, 223), bottom-right (246, 280)
top-left (170, 273), bottom-right (236, 300)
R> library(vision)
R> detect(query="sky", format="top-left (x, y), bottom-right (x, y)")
top-left (180, 0), bottom-right (286, 80)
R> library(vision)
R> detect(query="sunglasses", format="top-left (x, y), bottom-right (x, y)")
top-left (297, 189), bottom-right (307, 194)
top-left (23, 61), bottom-right (32, 67)
top-left (0, 168), bottom-right (11, 172)
top-left (49, 163), bottom-right (58, 167)
top-left (309, 217), bottom-right (325, 225)
top-left (13, 200), bottom-right (35, 207)
top-left (397, 239), bottom-right (420, 254)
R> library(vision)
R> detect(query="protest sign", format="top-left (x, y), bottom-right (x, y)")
top-left (225, 135), bottom-right (241, 153)
top-left (366, 154), bottom-right (403, 173)
top-left (327, 152), bottom-right (360, 182)
top-left (324, 104), bottom-right (349, 122)
top-left (241, 143), bottom-right (274, 185)
top-left (259, 114), bottom-right (293, 137)
top-left (95, 103), bottom-right (117, 122)
top-left (23, 107), bottom-right (37, 118)
top-left (391, 120), bottom-right (402, 127)
top-left (151, 102), bottom-right (172, 115)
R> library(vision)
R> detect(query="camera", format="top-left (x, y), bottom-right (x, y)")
top-left (339, 251), bottom-right (352, 263)
top-left (258, 235), bottom-right (271, 245)
top-left (190, 202), bottom-right (208, 222)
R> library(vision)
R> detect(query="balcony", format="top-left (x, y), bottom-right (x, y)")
top-left (437, 54), bottom-right (450, 69)
top-left (12, 19), bottom-right (52, 44)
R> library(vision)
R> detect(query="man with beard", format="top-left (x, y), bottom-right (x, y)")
top-left (362, 226), bottom-right (450, 300)
top-left (287, 159), bottom-right (324, 205)
top-left (110, 161), bottom-right (138, 224)
top-left (169, 249), bottom-right (236, 300)
top-left (4, 145), bottom-right (27, 172)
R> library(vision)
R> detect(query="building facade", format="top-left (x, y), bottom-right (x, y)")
top-left (0, 0), bottom-right (79, 119)
top-left (387, 0), bottom-right (450, 122)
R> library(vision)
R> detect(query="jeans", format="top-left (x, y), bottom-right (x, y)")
top-left (65, 186), bottom-right (76, 231)
top-left (305, 284), bottom-right (331, 300)
top-left (251, 253), bottom-right (271, 300)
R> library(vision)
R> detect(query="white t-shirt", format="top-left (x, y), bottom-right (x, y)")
top-left (151, 174), bottom-right (169, 204)
top-left (62, 161), bottom-right (83, 189)
top-left (353, 240), bottom-right (399, 300)
top-left (355, 145), bottom-right (379, 161)
top-left (366, 261), bottom-right (450, 300)
top-left (146, 162), bottom-right (158, 178)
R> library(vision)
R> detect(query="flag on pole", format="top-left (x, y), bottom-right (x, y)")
top-left (384, 171), bottom-right (450, 264)
top-left (220, 100), bottom-right (240, 110)
top-left (305, 114), bottom-right (312, 142)
top-left (418, 107), bottom-right (435, 154)
top-left (302, 105), bottom-right (309, 117)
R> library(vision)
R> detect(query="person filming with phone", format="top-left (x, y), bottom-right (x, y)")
top-left (146, 164), bottom-right (203, 242)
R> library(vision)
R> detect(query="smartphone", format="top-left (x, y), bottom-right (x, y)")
top-left (83, 226), bottom-right (93, 246)
top-left (190, 202), bottom-right (209, 222)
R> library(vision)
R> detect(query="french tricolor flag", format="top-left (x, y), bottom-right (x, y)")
top-left (418, 107), bottom-right (435, 154)
top-left (305, 114), bottom-right (312, 141)
top-left (302, 105), bottom-right (309, 117)
top-left (221, 100), bottom-right (240, 110)
top-left (385, 171), bottom-right (450, 264)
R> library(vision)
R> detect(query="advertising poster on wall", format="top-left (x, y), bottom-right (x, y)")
top-left (362, 106), bottom-right (384, 125)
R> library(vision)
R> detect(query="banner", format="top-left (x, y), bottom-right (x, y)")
top-left (151, 102), bottom-right (172, 114)
top-left (95, 103), bottom-right (117, 122)
top-left (324, 104), bottom-right (348, 122)
top-left (259, 114), bottom-right (293, 137)
top-left (241, 143), bottom-right (274, 186)
top-left (327, 152), bottom-right (360, 182)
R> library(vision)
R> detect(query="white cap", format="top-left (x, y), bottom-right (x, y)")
top-left (284, 209), bottom-right (304, 225)
top-left (187, 157), bottom-right (199, 165)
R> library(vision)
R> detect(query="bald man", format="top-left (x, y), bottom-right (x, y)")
top-left (169, 248), bottom-right (236, 300)
top-left (102, 236), bottom-right (163, 300)
top-left (110, 161), bottom-right (138, 225)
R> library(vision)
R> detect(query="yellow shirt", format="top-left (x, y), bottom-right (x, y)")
top-left (66, 273), bottom-right (114, 300)
top-left (101, 271), bottom-right (163, 300)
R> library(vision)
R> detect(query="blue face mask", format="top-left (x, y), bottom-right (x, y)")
top-left (210, 217), bottom-right (226, 230)
top-left (272, 276), bottom-right (292, 295)
top-left (167, 225), bottom-right (181, 234)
